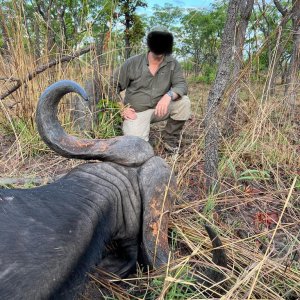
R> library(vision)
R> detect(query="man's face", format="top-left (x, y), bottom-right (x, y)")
top-left (147, 31), bottom-right (174, 55)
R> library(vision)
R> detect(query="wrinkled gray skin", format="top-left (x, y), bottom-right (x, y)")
top-left (0, 81), bottom-right (174, 299)
top-left (0, 157), bottom-right (171, 299)
top-left (0, 81), bottom-right (226, 300)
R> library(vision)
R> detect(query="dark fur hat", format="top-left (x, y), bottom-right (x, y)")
top-left (147, 26), bottom-right (174, 55)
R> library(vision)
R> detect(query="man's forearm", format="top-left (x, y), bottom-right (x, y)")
top-left (172, 92), bottom-right (179, 101)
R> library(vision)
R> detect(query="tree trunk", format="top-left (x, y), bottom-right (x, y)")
top-left (71, 34), bottom-right (106, 131)
top-left (281, 60), bottom-right (288, 85)
top-left (124, 13), bottom-right (131, 59)
top-left (122, 0), bottom-right (132, 59)
top-left (225, 0), bottom-right (254, 136)
top-left (194, 50), bottom-right (201, 76)
top-left (36, 0), bottom-right (55, 54)
top-left (267, 33), bottom-right (285, 96)
top-left (0, 7), bottom-right (10, 59)
top-left (284, 0), bottom-right (300, 111)
top-left (258, 0), bottom-right (272, 76)
top-left (269, 0), bottom-right (291, 96)
top-left (71, 80), bottom-right (95, 131)
top-left (58, 4), bottom-right (67, 52)
top-left (204, 0), bottom-right (240, 193)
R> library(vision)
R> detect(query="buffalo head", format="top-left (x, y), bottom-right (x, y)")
top-left (0, 80), bottom-right (175, 299)
top-left (0, 80), bottom-right (226, 299)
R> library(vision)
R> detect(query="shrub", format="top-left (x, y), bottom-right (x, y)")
top-left (96, 99), bottom-right (122, 138)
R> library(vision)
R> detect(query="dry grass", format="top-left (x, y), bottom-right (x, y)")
top-left (80, 80), bottom-right (299, 299)
top-left (0, 7), bottom-right (299, 299)
top-left (2, 77), bottom-right (298, 299)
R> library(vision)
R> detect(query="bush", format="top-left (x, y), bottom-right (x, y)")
top-left (189, 65), bottom-right (217, 84)
top-left (96, 99), bottom-right (122, 138)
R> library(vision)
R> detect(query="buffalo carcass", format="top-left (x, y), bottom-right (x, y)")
top-left (0, 80), bottom-right (174, 299)
top-left (0, 81), bottom-right (226, 299)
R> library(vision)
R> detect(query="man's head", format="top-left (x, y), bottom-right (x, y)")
top-left (147, 26), bottom-right (174, 56)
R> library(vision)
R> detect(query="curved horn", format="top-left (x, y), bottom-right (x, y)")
top-left (36, 80), bottom-right (154, 166)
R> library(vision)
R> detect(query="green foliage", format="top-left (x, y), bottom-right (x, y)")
top-left (181, 4), bottom-right (226, 74)
top-left (238, 169), bottom-right (271, 182)
top-left (5, 0), bottom-right (117, 55)
top-left (181, 60), bottom-right (193, 73)
top-left (6, 119), bottom-right (47, 158)
top-left (192, 65), bottom-right (217, 84)
top-left (116, 0), bottom-right (147, 55)
top-left (246, 0), bottom-right (294, 76)
top-left (203, 194), bottom-right (216, 217)
top-left (96, 99), bottom-right (122, 138)
top-left (0, 0), bottom-right (297, 75)
top-left (129, 14), bottom-right (146, 47)
top-left (148, 3), bottom-right (182, 32)
top-left (226, 158), bottom-right (238, 181)
top-left (144, 266), bottom-right (197, 299)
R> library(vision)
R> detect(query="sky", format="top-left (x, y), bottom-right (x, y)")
top-left (146, 0), bottom-right (214, 9)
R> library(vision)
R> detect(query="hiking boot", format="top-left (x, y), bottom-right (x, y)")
top-left (161, 118), bottom-right (185, 153)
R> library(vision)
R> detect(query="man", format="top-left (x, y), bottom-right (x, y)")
top-left (110, 26), bottom-right (191, 152)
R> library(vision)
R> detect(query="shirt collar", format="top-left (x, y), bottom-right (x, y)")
top-left (144, 52), bottom-right (174, 66)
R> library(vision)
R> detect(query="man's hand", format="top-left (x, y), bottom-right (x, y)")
top-left (155, 94), bottom-right (171, 118)
top-left (121, 106), bottom-right (137, 120)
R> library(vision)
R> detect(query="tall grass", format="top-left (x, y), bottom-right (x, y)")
top-left (0, 4), bottom-right (299, 300)
top-left (0, 4), bottom-right (128, 164)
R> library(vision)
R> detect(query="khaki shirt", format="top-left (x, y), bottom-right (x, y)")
top-left (110, 53), bottom-right (188, 112)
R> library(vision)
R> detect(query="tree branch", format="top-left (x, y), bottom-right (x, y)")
top-left (0, 77), bottom-right (20, 82)
top-left (241, 0), bottom-right (255, 19)
top-left (0, 45), bottom-right (95, 101)
top-left (35, 1), bottom-right (46, 21)
top-left (258, 1), bottom-right (270, 27)
top-left (273, 0), bottom-right (288, 16)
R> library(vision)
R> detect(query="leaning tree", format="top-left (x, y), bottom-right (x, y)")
top-left (204, 0), bottom-right (254, 192)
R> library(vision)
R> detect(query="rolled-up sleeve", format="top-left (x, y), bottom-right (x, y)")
top-left (171, 61), bottom-right (188, 97)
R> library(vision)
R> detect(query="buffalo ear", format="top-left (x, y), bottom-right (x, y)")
top-left (138, 157), bottom-right (176, 268)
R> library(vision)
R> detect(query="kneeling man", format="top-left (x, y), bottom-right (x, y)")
top-left (110, 26), bottom-right (191, 152)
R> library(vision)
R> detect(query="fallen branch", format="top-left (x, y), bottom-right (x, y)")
top-left (0, 45), bottom-right (95, 101)
top-left (0, 77), bottom-right (20, 82)
top-left (0, 174), bottom-right (66, 186)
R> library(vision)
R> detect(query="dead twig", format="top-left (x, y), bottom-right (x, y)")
top-left (0, 45), bottom-right (95, 101)
top-left (0, 77), bottom-right (20, 82)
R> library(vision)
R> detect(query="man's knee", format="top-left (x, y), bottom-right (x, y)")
top-left (122, 110), bottom-right (153, 141)
top-left (122, 121), bottom-right (149, 141)
top-left (170, 95), bottom-right (191, 120)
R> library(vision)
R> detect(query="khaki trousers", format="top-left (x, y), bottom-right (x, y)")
top-left (123, 95), bottom-right (191, 141)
